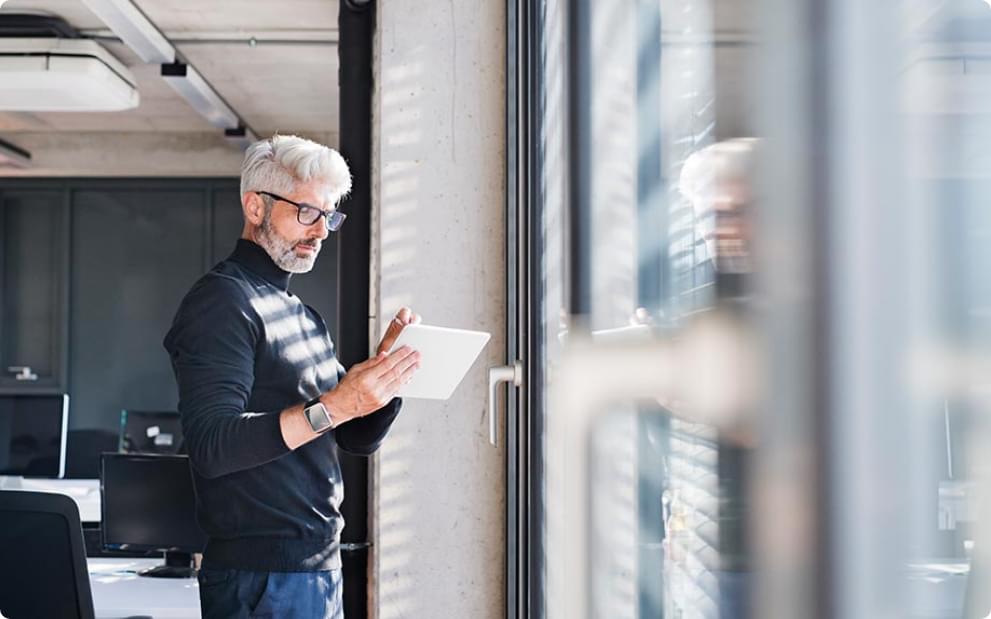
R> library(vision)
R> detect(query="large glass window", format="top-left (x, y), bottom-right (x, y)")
top-left (521, 0), bottom-right (991, 617)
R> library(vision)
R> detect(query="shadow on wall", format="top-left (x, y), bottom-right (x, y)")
top-left (375, 43), bottom-right (425, 619)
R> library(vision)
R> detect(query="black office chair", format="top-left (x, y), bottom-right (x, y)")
top-left (0, 490), bottom-right (95, 619)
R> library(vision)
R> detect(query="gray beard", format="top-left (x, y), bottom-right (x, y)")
top-left (256, 215), bottom-right (319, 274)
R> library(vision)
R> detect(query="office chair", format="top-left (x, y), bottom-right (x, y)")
top-left (0, 490), bottom-right (95, 619)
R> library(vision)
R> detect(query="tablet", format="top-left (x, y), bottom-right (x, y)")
top-left (388, 324), bottom-right (491, 399)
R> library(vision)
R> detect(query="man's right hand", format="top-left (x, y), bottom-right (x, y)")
top-left (323, 346), bottom-right (421, 424)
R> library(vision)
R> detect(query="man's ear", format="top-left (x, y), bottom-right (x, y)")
top-left (242, 192), bottom-right (266, 226)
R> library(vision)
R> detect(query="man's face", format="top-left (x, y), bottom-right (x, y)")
top-left (254, 178), bottom-right (335, 273)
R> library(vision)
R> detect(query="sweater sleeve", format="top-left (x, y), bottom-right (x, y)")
top-left (334, 398), bottom-right (402, 456)
top-left (332, 358), bottom-right (403, 455)
top-left (164, 278), bottom-right (291, 479)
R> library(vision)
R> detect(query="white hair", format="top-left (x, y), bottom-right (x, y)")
top-left (240, 134), bottom-right (352, 201)
top-left (678, 137), bottom-right (758, 209)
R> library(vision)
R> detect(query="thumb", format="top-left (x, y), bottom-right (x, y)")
top-left (395, 306), bottom-right (413, 324)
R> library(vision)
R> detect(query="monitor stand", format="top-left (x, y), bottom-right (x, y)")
top-left (138, 551), bottom-right (196, 578)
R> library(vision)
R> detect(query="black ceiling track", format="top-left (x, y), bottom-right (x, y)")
top-left (0, 14), bottom-right (82, 39)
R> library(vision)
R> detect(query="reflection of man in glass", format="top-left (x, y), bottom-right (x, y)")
top-left (678, 137), bottom-right (758, 618)
top-left (679, 138), bottom-right (756, 279)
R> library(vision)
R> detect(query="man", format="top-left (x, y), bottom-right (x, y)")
top-left (677, 137), bottom-right (758, 618)
top-left (164, 134), bottom-right (420, 618)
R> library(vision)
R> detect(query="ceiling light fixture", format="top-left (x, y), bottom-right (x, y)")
top-left (0, 39), bottom-right (139, 111)
top-left (79, 0), bottom-right (174, 63)
top-left (161, 62), bottom-right (239, 129)
top-left (80, 0), bottom-right (256, 148)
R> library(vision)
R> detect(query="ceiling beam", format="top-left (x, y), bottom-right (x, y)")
top-left (80, 0), bottom-right (175, 63)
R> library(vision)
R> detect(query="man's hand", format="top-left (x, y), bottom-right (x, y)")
top-left (323, 346), bottom-right (420, 423)
top-left (376, 307), bottom-right (422, 355)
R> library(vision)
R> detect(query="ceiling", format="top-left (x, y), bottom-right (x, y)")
top-left (0, 0), bottom-right (340, 137)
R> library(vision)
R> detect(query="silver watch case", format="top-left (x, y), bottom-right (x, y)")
top-left (303, 400), bottom-right (334, 433)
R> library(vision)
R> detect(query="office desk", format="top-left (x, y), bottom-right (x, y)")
top-left (89, 558), bottom-right (200, 619)
top-left (0, 477), bottom-right (102, 522)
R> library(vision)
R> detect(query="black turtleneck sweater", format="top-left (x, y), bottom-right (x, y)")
top-left (163, 239), bottom-right (401, 572)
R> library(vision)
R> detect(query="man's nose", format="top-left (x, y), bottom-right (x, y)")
top-left (309, 217), bottom-right (329, 240)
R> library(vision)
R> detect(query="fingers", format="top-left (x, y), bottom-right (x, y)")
top-left (379, 308), bottom-right (416, 356)
top-left (381, 352), bottom-right (421, 394)
top-left (344, 347), bottom-right (420, 412)
top-left (373, 346), bottom-right (418, 379)
top-left (351, 351), bottom-right (388, 373)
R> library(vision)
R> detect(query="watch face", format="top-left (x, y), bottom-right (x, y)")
top-left (306, 402), bottom-right (332, 433)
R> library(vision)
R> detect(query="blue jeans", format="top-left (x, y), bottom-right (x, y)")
top-left (197, 568), bottom-right (343, 618)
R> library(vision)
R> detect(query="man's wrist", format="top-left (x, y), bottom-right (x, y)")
top-left (320, 390), bottom-right (347, 427)
top-left (303, 396), bottom-right (335, 434)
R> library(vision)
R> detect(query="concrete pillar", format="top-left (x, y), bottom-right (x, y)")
top-left (370, 1), bottom-right (505, 619)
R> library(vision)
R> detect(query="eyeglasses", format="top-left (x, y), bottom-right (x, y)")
top-left (255, 191), bottom-right (347, 232)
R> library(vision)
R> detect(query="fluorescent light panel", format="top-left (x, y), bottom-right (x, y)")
top-left (81, 0), bottom-right (175, 64)
top-left (81, 0), bottom-right (255, 147)
top-left (161, 63), bottom-right (239, 130)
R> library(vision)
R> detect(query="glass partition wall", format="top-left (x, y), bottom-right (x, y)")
top-left (513, 0), bottom-right (991, 617)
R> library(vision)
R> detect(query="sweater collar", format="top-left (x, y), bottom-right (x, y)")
top-left (229, 239), bottom-right (292, 291)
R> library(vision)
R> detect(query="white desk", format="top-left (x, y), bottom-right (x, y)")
top-left (88, 558), bottom-right (200, 619)
top-left (0, 477), bottom-right (102, 523)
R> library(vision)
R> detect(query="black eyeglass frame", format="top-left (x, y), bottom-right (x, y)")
top-left (255, 190), bottom-right (347, 232)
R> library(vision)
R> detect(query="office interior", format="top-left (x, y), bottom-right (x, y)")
top-left (0, 0), bottom-right (988, 617)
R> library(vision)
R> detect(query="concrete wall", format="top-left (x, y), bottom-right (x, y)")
top-left (370, 1), bottom-right (506, 618)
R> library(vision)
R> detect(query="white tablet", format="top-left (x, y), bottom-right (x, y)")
top-left (388, 324), bottom-right (491, 399)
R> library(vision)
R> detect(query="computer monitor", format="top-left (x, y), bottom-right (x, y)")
top-left (0, 394), bottom-right (68, 478)
top-left (118, 410), bottom-right (183, 454)
top-left (100, 453), bottom-right (206, 578)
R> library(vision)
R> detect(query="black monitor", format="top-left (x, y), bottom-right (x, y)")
top-left (100, 453), bottom-right (206, 578)
top-left (0, 394), bottom-right (68, 478)
top-left (118, 410), bottom-right (183, 454)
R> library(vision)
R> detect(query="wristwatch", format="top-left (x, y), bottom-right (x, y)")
top-left (303, 396), bottom-right (335, 434)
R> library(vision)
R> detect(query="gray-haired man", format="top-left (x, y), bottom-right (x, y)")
top-left (165, 134), bottom-right (420, 618)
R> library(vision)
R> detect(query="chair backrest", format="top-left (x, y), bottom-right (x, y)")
top-left (0, 490), bottom-right (95, 619)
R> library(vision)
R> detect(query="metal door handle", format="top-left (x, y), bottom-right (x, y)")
top-left (488, 361), bottom-right (522, 447)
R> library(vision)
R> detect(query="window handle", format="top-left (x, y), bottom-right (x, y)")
top-left (7, 366), bottom-right (38, 381)
top-left (487, 361), bottom-right (522, 447)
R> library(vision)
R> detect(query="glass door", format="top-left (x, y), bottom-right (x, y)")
top-left (513, 0), bottom-right (754, 616)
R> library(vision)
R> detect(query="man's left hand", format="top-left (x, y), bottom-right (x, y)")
top-left (376, 306), bottom-right (422, 355)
